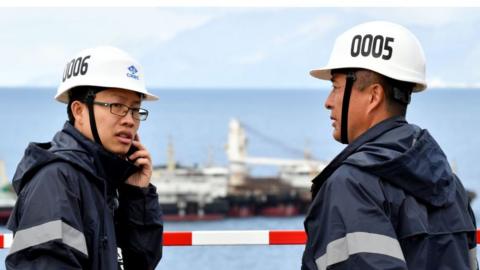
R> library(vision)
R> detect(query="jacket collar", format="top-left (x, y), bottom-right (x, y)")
top-left (56, 122), bottom-right (139, 189)
top-left (310, 116), bottom-right (407, 198)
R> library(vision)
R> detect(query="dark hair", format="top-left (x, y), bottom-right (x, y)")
top-left (67, 86), bottom-right (106, 125)
top-left (332, 69), bottom-right (414, 117)
top-left (355, 70), bottom-right (414, 116)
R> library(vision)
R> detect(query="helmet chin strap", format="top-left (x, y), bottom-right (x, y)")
top-left (340, 72), bottom-right (357, 144)
top-left (85, 90), bottom-right (103, 147)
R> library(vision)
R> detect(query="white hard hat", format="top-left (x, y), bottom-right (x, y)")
top-left (55, 46), bottom-right (158, 103)
top-left (310, 21), bottom-right (427, 92)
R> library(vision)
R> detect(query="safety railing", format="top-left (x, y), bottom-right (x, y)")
top-left (163, 230), bottom-right (307, 246)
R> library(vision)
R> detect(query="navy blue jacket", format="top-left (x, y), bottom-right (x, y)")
top-left (302, 117), bottom-right (477, 270)
top-left (6, 122), bottom-right (163, 270)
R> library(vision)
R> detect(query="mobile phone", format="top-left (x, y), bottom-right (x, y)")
top-left (126, 145), bottom-right (139, 162)
top-left (126, 134), bottom-right (139, 163)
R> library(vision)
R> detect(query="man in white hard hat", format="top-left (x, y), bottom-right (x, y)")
top-left (302, 21), bottom-right (477, 270)
top-left (6, 46), bottom-right (163, 270)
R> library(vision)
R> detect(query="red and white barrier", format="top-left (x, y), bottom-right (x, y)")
top-left (163, 230), bottom-right (307, 246)
top-left (0, 230), bottom-right (479, 248)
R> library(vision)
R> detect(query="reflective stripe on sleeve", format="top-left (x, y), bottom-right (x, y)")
top-left (470, 247), bottom-right (478, 270)
top-left (9, 220), bottom-right (88, 257)
top-left (315, 232), bottom-right (405, 270)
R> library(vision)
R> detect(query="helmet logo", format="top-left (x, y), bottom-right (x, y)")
top-left (350, 35), bottom-right (394, 60)
top-left (127, 65), bottom-right (139, 80)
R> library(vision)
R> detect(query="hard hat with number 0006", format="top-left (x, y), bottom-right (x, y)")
top-left (55, 46), bottom-right (158, 103)
top-left (310, 21), bottom-right (427, 92)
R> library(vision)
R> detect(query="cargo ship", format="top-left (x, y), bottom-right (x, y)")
top-left (151, 119), bottom-right (328, 221)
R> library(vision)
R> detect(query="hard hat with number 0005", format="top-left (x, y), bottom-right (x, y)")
top-left (310, 21), bottom-right (427, 92)
top-left (55, 46), bottom-right (158, 103)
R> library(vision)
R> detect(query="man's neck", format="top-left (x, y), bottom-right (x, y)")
top-left (350, 111), bottom-right (400, 143)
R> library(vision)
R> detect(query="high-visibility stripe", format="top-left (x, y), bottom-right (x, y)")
top-left (0, 229), bottom-right (479, 248)
top-left (315, 232), bottom-right (405, 270)
top-left (470, 247), bottom-right (477, 270)
top-left (8, 220), bottom-right (88, 257)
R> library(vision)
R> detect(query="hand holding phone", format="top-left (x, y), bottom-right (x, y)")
top-left (125, 134), bottom-right (152, 188)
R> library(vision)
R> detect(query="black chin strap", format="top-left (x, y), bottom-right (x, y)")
top-left (85, 90), bottom-right (103, 147)
top-left (340, 72), bottom-right (357, 144)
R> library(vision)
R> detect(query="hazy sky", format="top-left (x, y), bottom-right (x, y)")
top-left (1, 7), bottom-right (479, 90)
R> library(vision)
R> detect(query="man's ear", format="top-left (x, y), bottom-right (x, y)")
top-left (70, 101), bottom-right (86, 126)
top-left (367, 83), bottom-right (385, 113)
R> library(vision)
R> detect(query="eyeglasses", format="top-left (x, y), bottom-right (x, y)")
top-left (92, 101), bottom-right (149, 121)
